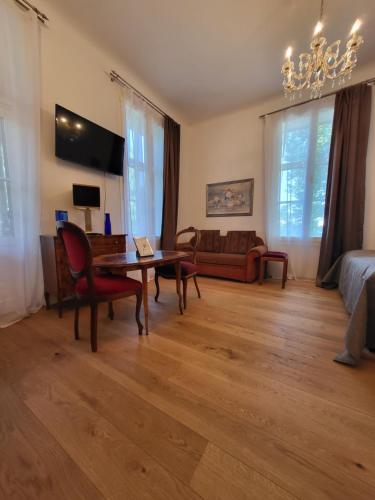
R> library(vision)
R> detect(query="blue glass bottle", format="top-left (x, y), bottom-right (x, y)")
top-left (104, 213), bottom-right (112, 236)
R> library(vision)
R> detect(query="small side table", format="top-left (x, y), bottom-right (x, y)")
top-left (259, 251), bottom-right (288, 289)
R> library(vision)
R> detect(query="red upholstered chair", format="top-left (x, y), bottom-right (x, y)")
top-left (56, 221), bottom-right (143, 352)
top-left (155, 227), bottom-right (201, 309)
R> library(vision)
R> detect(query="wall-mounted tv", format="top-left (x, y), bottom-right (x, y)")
top-left (55, 104), bottom-right (124, 176)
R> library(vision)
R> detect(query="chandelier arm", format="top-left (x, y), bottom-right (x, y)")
top-left (323, 55), bottom-right (347, 78)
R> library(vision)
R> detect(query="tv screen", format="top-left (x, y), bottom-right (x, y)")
top-left (73, 184), bottom-right (100, 208)
top-left (55, 104), bottom-right (124, 176)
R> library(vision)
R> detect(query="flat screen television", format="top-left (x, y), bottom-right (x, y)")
top-left (72, 184), bottom-right (100, 208)
top-left (55, 104), bottom-right (124, 176)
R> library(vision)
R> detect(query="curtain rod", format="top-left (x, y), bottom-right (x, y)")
top-left (14, 0), bottom-right (48, 23)
top-left (259, 77), bottom-right (375, 119)
top-left (109, 70), bottom-right (168, 119)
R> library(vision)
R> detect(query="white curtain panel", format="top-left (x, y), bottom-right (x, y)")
top-left (0, 0), bottom-right (43, 327)
top-left (123, 90), bottom-right (164, 280)
top-left (264, 96), bottom-right (335, 280)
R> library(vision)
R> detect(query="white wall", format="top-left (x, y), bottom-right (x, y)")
top-left (179, 95), bottom-right (283, 241)
top-left (34, 0), bottom-right (375, 249)
top-left (38, 0), bottom-right (186, 236)
top-left (179, 63), bottom-right (375, 249)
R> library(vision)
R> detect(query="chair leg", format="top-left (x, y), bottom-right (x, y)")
top-left (193, 275), bottom-right (201, 298)
top-left (108, 301), bottom-right (114, 320)
top-left (136, 290), bottom-right (144, 336)
top-left (183, 278), bottom-right (187, 310)
top-left (90, 303), bottom-right (98, 352)
top-left (282, 259), bottom-right (288, 289)
top-left (154, 272), bottom-right (160, 302)
top-left (74, 299), bottom-right (80, 340)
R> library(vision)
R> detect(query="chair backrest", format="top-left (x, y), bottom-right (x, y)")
top-left (174, 226), bottom-right (201, 263)
top-left (56, 221), bottom-right (94, 288)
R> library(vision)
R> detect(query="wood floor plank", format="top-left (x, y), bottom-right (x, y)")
top-left (170, 361), bottom-right (375, 488)
top-left (58, 339), bottom-right (375, 499)
top-left (1, 278), bottom-right (375, 500)
top-left (11, 366), bottom-right (201, 500)
top-left (101, 313), bottom-right (375, 419)
top-left (190, 443), bottom-right (294, 500)
top-left (0, 379), bottom-right (104, 500)
top-left (37, 347), bottom-right (208, 485)
top-left (174, 316), bottom-right (341, 356)
top-left (148, 319), bottom-right (375, 416)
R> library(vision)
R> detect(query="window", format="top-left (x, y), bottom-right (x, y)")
top-left (264, 96), bottom-right (335, 279)
top-left (124, 97), bottom-right (164, 244)
top-left (279, 105), bottom-right (334, 239)
top-left (0, 118), bottom-right (13, 237)
top-left (0, 1), bottom-right (44, 326)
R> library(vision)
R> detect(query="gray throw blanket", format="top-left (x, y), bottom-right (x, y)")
top-left (322, 250), bottom-right (375, 366)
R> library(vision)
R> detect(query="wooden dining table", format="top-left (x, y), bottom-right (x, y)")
top-left (93, 250), bottom-right (189, 334)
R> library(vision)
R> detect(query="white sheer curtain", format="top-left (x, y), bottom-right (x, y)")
top-left (123, 90), bottom-right (164, 249)
top-left (0, 0), bottom-right (43, 327)
top-left (122, 91), bottom-right (164, 279)
top-left (264, 96), bottom-right (334, 279)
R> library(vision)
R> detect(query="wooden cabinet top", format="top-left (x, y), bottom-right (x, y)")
top-left (40, 234), bottom-right (127, 239)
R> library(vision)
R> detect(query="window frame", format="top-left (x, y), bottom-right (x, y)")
top-left (124, 104), bottom-right (164, 240)
top-left (277, 106), bottom-right (333, 242)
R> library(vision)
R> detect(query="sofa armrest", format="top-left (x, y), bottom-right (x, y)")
top-left (246, 245), bottom-right (268, 257)
top-left (244, 245), bottom-right (268, 282)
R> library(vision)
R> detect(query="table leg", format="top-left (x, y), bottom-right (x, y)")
top-left (175, 261), bottom-right (183, 315)
top-left (141, 267), bottom-right (149, 334)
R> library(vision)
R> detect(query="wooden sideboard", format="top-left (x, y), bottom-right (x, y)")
top-left (40, 234), bottom-right (126, 317)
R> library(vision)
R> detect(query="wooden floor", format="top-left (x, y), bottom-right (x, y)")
top-left (1, 277), bottom-right (375, 499)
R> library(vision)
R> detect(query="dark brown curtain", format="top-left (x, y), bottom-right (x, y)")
top-left (160, 116), bottom-right (181, 250)
top-left (316, 83), bottom-right (372, 286)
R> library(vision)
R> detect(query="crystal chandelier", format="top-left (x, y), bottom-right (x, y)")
top-left (281, 0), bottom-right (364, 99)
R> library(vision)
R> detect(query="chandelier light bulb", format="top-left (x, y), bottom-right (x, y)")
top-left (285, 46), bottom-right (292, 59)
top-left (313, 20), bottom-right (323, 37)
top-left (350, 19), bottom-right (361, 35)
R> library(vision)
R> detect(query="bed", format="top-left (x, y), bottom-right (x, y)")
top-left (322, 250), bottom-right (375, 366)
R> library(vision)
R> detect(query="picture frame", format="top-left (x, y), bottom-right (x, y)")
top-left (133, 236), bottom-right (154, 257)
top-left (206, 178), bottom-right (254, 217)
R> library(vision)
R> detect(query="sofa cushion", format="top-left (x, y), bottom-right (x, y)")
top-left (224, 231), bottom-right (256, 254)
top-left (197, 230), bottom-right (221, 252)
top-left (196, 251), bottom-right (246, 266)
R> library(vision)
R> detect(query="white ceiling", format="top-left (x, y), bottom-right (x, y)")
top-left (51, 0), bottom-right (375, 122)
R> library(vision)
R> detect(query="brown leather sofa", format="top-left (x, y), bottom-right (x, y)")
top-left (188, 230), bottom-right (267, 283)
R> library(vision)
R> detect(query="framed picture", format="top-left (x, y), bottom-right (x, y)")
top-left (206, 178), bottom-right (254, 217)
top-left (133, 237), bottom-right (154, 257)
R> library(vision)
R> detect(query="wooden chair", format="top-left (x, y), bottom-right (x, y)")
top-left (155, 227), bottom-right (201, 309)
top-left (57, 221), bottom-right (143, 352)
